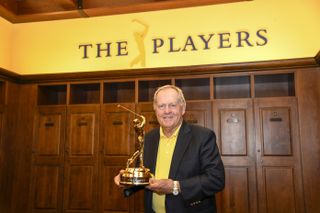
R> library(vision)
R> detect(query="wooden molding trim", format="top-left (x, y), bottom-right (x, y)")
top-left (1, 51), bottom-right (319, 84)
top-left (1, 0), bottom-right (247, 24)
top-left (315, 50), bottom-right (320, 65)
top-left (0, 67), bottom-right (21, 82)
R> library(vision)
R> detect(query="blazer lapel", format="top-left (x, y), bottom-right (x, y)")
top-left (145, 129), bottom-right (160, 174)
top-left (169, 122), bottom-right (192, 178)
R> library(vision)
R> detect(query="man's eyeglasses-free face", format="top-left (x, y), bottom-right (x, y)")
top-left (156, 103), bottom-right (180, 111)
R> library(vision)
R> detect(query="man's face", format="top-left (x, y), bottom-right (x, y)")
top-left (154, 88), bottom-right (185, 133)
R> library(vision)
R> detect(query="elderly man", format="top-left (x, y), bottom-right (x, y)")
top-left (115, 85), bottom-right (225, 213)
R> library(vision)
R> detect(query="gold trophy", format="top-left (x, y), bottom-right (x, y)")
top-left (117, 105), bottom-right (153, 185)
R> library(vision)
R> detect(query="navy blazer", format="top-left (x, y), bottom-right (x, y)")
top-left (142, 121), bottom-right (225, 213)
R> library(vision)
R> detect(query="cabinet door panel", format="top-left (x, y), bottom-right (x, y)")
top-left (184, 102), bottom-right (212, 128)
top-left (263, 167), bottom-right (296, 212)
top-left (67, 105), bottom-right (100, 159)
top-left (30, 165), bottom-right (63, 213)
top-left (219, 167), bottom-right (250, 213)
top-left (64, 105), bottom-right (99, 213)
top-left (69, 113), bottom-right (96, 156)
top-left (254, 98), bottom-right (304, 213)
top-left (261, 107), bottom-right (292, 155)
top-left (101, 104), bottom-right (135, 213)
top-left (213, 99), bottom-right (257, 213)
top-left (0, 109), bottom-right (3, 201)
top-left (64, 165), bottom-right (97, 212)
top-left (102, 104), bottom-right (135, 156)
top-left (220, 109), bottom-right (247, 155)
top-left (134, 190), bottom-right (144, 213)
top-left (102, 165), bottom-right (130, 212)
top-left (34, 107), bottom-right (66, 157)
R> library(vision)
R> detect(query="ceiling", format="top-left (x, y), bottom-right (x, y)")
top-left (0, 0), bottom-right (246, 23)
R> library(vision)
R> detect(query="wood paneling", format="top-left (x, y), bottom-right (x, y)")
top-left (101, 104), bottom-right (135, 213)
top-left (30, 165), bottom-right (62, 211)
top-left (261, 107), bottom-right (292, 156)
top-left (254, 98), bottom-right (305, 213)
top-left (103, 110), bottom-right (134, 155)
top-left (214, 99), bottom-right (257, 213)
top-left (220, 109), bottom-right (247, 155)
top-left (0, 58), bottom-right (319, 213)
top-left (31, 107), bottom-right (66, 213)
top-left (220, 167), bottom-right (251, 213)
top-left (263, 167), bottom-right (296, 212)
top-left (34, 108), bottom-right (66, 157)
top-left (64, 165), bottom-right (97, 212)
top-left (0, 0), bottom-right (247, 23)
top-left (0, 83), bottom-right (37, 213)
top-left (64, 105), bottom-right (100, 213)
top-left (296, 68), bottom-right (320, 213)
top-left (102, 165), bottom-right (130, 212)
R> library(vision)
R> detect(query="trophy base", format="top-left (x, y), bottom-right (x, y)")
top-left (120, 167), bottom-right (153, 186)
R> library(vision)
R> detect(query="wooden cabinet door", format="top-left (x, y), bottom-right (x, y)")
top-left (64, 105), bottom-right (100, 213)
top-left (101, 104), bottom-right (136, 213)
top-left (30, 165), bottom-right (64, 213)
top-left (213, 99), bottom-right (257, 213)
top-left (254, 97), bottom-right (304, 213)
top-left (30, 106), bottom-right (66, 213)
top-left (0, 105), bottom-right (4, 196)
top-left (184, 101), bottom-right (212, 128)
top-left (33, 106), bottom-right (66, 159)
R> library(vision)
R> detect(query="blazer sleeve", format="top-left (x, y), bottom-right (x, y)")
top-left (178, 127), bottom-right (225, 203)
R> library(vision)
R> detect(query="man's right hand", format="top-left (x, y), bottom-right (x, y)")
top-left (114, 170), bottom-right (125, 187)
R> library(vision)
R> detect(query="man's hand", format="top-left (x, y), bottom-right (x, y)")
top-left (114, 170), bottom-right (125, 187)
top-left (146, 178), bottom-right (174, 195)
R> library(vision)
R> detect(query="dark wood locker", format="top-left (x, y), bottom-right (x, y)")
top-left (100, 104), bottom-right (136, 213)
top-left (30, 106), bottom-right (66, 213)
top-left (254, 97), bottom-right (304, 213)
top-left (30, 165), bottom-right (63, 213)
top-left (0, 105), bottom-right (4, 169)
top-left (64, 105), bottom-right (100, 213)
top-left (213, 99), bottom-right (257, 213)
top-left (0, 105), bottom-right (6, 213)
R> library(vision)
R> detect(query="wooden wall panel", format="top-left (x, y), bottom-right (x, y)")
top-left (101, 104), bottom-right (136, 213)
top-left (64, 165), bottom-right (97, 212)
top-left (261, 107), bottom-right (292, 156)
top-left (102, 165), bottom-right (130, 212)
top-left (0, 106), bottom-right (8, 213)
top-left (296, 68), bottom-right (320, 213)
top-left (254, 98), bottom-right (305, 213)
top-left (30, 165), bottom-right (62, 212)
top-left (263, 167), bottom-right (296, 212)
top-left (69, 113), bottom-right (96, 156)
top-left (219, 167), bottom-right (250, 213)
top-left (34, 109), bottom-right (66, 157)
top-left (0, 83), bottom-right (37, 213)
top-left (214, 99), bottom-right (257, 213)
top-left (103, 111), bottom-right (134, 155)
top-left (220, 109), bottom-right (247, 155)
top-left (0, 60), bottom-right (319, 213)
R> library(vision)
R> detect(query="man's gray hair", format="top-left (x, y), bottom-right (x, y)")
top-left (153, 85), bottom-right (186, 108)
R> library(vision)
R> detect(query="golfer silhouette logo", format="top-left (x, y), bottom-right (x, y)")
top-left (130, 19), bottom-right (149, 67)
